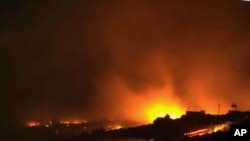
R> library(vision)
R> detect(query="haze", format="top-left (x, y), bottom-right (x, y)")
top-left (1, 0), bottom-right (250, 127)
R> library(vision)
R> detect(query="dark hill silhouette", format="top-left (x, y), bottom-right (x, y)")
top-left (104, 110), bottom-right (250, 141)
top-left (47, 110), bottom-right (250, 141)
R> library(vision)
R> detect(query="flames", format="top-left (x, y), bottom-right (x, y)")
top-left (145, 102), bottom-right (185, 122)
top-left (184, 128), bottom-right (209, 137)
top-left (124, 87), bottom-right (186, 123)
top-left (184, 122), bottom-right (230, 138)
top-left (141, 88), bottom-right (185, 123)
top-left (211, 122), bottom-right (229, 133)
top-left (26, 120), bottom-right (87, 127)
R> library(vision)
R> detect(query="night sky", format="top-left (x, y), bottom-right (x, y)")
top-left (1, 0), bottom-right (250, 126)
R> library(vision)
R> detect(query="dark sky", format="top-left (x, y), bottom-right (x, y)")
top-left (1, 0), bottom-right (250, 125)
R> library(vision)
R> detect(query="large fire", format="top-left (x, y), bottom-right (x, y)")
top-left (125, 87), bottom-right (186, 123)
top-left (145, 102), bottom-right (185, 122)
top-left (143, 88), bottom-right (185, 123)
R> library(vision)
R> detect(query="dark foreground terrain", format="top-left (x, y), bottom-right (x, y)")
top-left (2, 110), bottom-right (249, 141)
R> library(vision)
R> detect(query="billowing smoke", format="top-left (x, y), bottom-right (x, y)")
top-left (1, 0), bottom-right (250, 124)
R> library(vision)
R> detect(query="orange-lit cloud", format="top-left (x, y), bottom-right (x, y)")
top-left (1, 0), bottom-right (250, 125)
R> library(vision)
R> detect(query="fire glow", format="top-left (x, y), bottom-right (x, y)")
top-left (125, 87), bottom-right (186, 123)
top-left (184, 122), bottom-right (230, 138)
top-left (145, 102), bottom-right (184, 122)
top-left (142, 88), bottom-right (185, 123)
top-left (26, 121), bottom-right (40, 127)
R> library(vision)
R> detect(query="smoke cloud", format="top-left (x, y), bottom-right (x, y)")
top-left (1, 0), bottom-right (250, 124)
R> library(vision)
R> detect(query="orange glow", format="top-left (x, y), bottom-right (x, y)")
top-left (97, 74), bottom-right (186, 124)
top-left (59, 119), bottom-right (87, 125)
top-left (107, 124), bottom-right (123, 130)
top-left (211, 122), bottom-right (230, 133)
top-left (146, 102), bottom-right (185, 122)
top-left (184, 128), bottom-right (208, 137)
top-left (26, 121), bottom-right (40, 127)
top-left (184, 122), bottom-right (230, 138)
top-left (146, 89), bottom-right (185, 123)
top-left (72, 120), bottom-right (81, 124)
top-left (60, 121), bottom-right (70, 124)
top-left (124, 87), bottom-right (186, 123)
top-left (114, 125), bottom-right (123, 129)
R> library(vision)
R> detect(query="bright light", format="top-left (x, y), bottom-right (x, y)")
top-left (107, 124), bottom-right (123, 130)
top-left (184, 128), bottom-right (209, 137)
top-left (72, 120), bottom-right (81, 124)
top-left (60, 121), bottom-right (70, 124)
top-left (147, 104), bottom-right (168, 122)
top-left (114, 125), bottom-right (123, 129)
top-left (211, 122), bottom-right (230, 133)
top-left (124, 87), bottom-right (186, 124)
top-left (59, 119), bottom-right (86, 125)
top-left (184, 122), bottom-right (230, 138)
top-left (145, 102), bottom-right (185, 123)
top-left (26, 121), bottom-right (40, 127)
